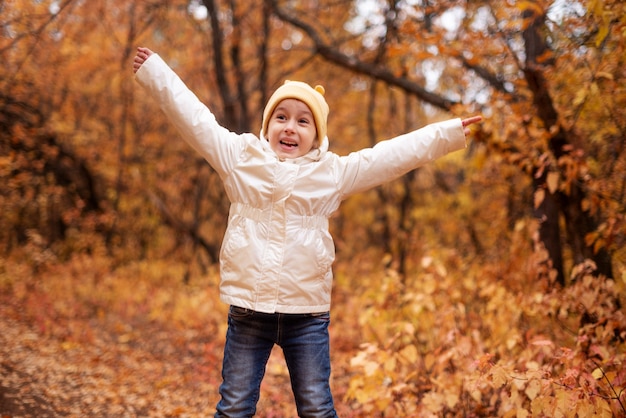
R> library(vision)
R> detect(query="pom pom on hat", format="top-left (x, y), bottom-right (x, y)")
top-left (262, 80), bottom-right (329, 142)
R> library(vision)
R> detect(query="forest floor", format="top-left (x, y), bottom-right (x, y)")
top-left (0, 284), bottom-right (362, 417)
top-left (5, 256), bottom-right (623, 417)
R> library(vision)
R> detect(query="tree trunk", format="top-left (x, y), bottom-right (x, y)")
top-left (523, 10), bottom-right (613, 281)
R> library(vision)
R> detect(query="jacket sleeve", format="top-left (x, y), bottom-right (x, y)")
top-left (134, 54), bottom-right (247, 179)
top-left (335, 118), bottom-right (466, 197)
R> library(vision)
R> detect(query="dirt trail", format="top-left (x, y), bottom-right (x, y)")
top-left (0, 297), bottom-right (356, 417)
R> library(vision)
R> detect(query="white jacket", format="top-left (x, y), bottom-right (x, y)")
top-left (135, 54), bottom-right (466, 314)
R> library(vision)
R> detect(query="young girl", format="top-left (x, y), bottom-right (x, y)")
top-left (133, 46), bottom-right (481, 417)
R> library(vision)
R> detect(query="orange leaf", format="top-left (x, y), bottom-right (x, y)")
top-left (546, 172), bottom-right (559, 194)
top-left (534, 189), bottom-right (545, 209)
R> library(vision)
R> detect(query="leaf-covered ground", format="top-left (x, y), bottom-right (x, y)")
top-left (1, 253), bottom-right (624, 417)
top-left (1, 305), bottom-right (213, 416)
top-left (0, 260), bottom-right (359, 417)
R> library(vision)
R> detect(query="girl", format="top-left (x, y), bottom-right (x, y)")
top-left (133, 46), bottom-right (481, 417)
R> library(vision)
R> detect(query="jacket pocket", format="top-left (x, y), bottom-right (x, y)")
top-left (313, 229), bottom-right (335, 276)
top-left (220, 218), bottom-right (250, 273)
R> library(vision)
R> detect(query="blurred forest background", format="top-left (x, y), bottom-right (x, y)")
top-left (1, 0), bottom-right (625, 416)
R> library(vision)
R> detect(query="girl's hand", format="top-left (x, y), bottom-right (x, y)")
top-left (133, 47), bottom-right (154, 73)
top-left (462, 115), bottom-right (482, 136)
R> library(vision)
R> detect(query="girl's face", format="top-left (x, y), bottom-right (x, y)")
top-left (266, 99), bottom-right (317, 160)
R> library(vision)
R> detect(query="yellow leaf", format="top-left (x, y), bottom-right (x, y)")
top-left (399, 344), bottom-right (418, 364)
top-left (596, 71), bottom-right (613, 80)
top-left (531, 395), bottom-right (552, 416)
top-left (375, 396), bottom-right (392, 411)
top-left (592, 397), bottom-right (615, 418)
top-left (445, 391), bottom-right (459, 409)
top-left (589, 0), bottom-right (603, 16)
top-left (546, 172), bottom-right (559, 194)
top-left (61, 341), bottom-right (79, 350)
top-left (491, 366), bottom-right (509, 388)
top-left (573, 88), bottom-right (587, 106)
top-left (506, 335), bottom-right (519, 350)
top-left (534, 189), bottom-right (545, 209)
top-left (525, 361), bottom-right (540, 371)
top-left (383, 355), bottom-right (397, 373)
top-left (591, 367), bottom-right (604, 379)
top-left (422, 391), bottom-right (444, 413)
top-left (525, 378), bottom-right (541, 400)
top-left (596, 24), bottom-right (609, 47)
top-left (351, 350), bottom-right (381, 377)
top-left (470, 387), bottom-right (482, 402)
top-left (576, 400), bottom-right (595, 418)
top-left (424, 353), bottom-right (435, 370)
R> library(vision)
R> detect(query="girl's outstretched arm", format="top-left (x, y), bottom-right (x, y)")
top-left (133, 47), bottom-right (154, 73)
top-left (462, 115), bottom-right (483, 136)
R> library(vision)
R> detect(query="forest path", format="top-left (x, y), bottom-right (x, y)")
top-left (0, 293), bottom-right (358, 417)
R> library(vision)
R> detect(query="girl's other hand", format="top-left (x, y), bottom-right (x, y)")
top-left (462, 115), bottom-right (483, 136)
top-left (133, 47), bottom-right (154, 73)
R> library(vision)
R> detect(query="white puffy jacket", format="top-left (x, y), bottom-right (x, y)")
top-left (135, 54), bottom-right (466, 314)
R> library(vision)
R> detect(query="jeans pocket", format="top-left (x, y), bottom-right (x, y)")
top-left (307, 311), bottom-right (330, 322)
top-left (229, 305), bottom-right (254, 318)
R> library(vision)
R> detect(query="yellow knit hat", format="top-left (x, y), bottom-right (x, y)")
top-left (262, 80), bottom-right (329, 142)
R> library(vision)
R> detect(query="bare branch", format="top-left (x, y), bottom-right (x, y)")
top-left (148, 191), bottom-right (219, 264)
top-left (270, 1), bottom-right (458, 111)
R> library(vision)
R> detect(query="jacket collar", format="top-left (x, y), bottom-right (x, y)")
top-left (303, 136), bottom-right (328, 162)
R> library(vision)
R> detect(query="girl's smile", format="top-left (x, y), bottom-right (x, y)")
top-left (267, 99), bottom-right (318, 159)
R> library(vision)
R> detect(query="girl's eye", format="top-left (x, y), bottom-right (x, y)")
top-left (276, 114), bottom-right (287, 121)
top-left (299, 118), bottom-right (310, 125)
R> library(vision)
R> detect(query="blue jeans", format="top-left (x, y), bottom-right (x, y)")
top-left (215, 306), bottom-right (337, 417)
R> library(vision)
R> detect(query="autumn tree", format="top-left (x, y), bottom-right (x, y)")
top-left (269, 0), bottom-right (625, 284)
top-left (0, 0), bottom-right (107, 258)
top-left (2, 0), bottom-right (623, 286)
top-left (1, 0), bottom-right (230, 271)
top-left (1, 1), bottom-right (624, 416)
